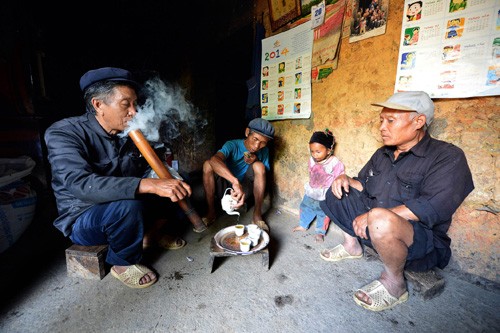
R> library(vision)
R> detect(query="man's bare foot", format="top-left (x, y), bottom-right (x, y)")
top-left (292, 226), bottom-right (307, 232)
top-left (252, 213), bottom-right (264, 223)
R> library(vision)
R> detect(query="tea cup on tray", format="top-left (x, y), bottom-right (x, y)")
top-left (240, 238), bottom-right (251, 252)
top-left (234, 224), bottom-right (245, 236)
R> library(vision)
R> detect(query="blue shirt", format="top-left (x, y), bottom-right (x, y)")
top-left (218, 139), bottom-right (270, 181)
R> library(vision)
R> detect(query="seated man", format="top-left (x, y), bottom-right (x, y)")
top-left (45, 67), bottom-right (194, 289)
top-left (202, 118), bottom-right (275, 231)
top-left (319, 91), bottom-right (474, 311)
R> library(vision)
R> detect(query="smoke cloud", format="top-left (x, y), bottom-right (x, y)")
top-left (121, 76), bottom-right (207, 146)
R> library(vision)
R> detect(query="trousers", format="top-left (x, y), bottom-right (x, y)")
top-left (70, 200), bottom-right (145, 266)
top-left (299, 195), bottom-right (330, 235)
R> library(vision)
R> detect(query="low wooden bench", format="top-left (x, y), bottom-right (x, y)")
top-left (364, 246), bottom-right (445, 300)
top-left (65, 244), bottom-right (108, 280)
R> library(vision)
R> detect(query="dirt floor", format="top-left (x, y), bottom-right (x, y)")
top-left (0, 196), bottom-right (499, 333)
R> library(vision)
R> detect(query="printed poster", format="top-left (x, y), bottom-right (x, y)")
top-left (261, 21), bottom-right (314, 120)
top-left (289, 0), bottom-right (347, 82)
top-left (395, 0), bottom-right (500, 98)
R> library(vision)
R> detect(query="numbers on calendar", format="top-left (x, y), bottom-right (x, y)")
top-left (264, 47), bottom-right (289, 62)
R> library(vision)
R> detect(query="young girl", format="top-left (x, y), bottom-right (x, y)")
top-left (292, 129), bottom-right (345, 242)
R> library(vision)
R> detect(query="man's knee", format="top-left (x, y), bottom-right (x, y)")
top-left (203, 159), bottom-right (213, 174)
top-left (252, 161), bottom-right (266, 176)
top-left (367, 207), bottom-right (407, 241)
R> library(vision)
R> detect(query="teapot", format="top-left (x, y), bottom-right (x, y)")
top-left (221, 188), bottom-right (240, 216)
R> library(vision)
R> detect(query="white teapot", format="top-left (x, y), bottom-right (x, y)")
top-left (221, 188), bottom-right (240, 216)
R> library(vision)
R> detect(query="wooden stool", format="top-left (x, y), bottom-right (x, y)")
top-left (208, 237), bottom-right (269, 273)
top-left (65, 244), bottom-right (108, 280)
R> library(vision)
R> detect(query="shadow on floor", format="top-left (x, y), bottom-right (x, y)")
top-left (0, 178), bottom-right (69, 312)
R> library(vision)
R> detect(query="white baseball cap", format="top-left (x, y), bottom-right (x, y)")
top-left (372, 91), bottom-right (434, 126)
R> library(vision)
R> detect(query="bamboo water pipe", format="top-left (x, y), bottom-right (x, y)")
top-left (128, 129), bottom-right (206, 231)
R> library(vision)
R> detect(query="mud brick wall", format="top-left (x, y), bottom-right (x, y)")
top-left (255, 1), bottom-right (499, 283)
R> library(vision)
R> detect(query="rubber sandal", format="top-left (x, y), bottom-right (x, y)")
top-left (193, 217), bottom-right (215, 233)
top-left (253, 220), bottom-right (269, 232)
top-left (157, 235), bottom-right (186, 250)
top-left (192, 224), bottom-right (207, 233)
top-left (353, 280), bottom-right (409, 311)
top-left (110, 264), bottom-right (157, 289)
top-left (319, 244), bottom-right (363, 262)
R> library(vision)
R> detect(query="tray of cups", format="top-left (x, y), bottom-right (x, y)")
top-left (214, 224), bottom-right (269, 255)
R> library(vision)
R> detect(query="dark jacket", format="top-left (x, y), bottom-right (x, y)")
top-left (44, 113), bottom-right (150, 236)
top-left (355, 132), bottom-right (474, 269)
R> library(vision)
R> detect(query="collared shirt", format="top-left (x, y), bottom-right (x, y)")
top-left (45, 113), bottom-right (150, 236)
top-left (355, 132), bottom-right (474, 251)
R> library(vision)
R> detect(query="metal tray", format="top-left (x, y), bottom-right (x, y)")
top-left (214, 225), bottom-right (270, 255)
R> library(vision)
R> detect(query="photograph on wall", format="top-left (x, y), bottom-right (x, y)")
top-left (268, 0), bottom-right (302, 31)
top-left (394, 0), bottom-right (500, 98)
top-left (261, 21), bottom-right (314, 120)
top-left (349, 0), bottom-right (389, 43)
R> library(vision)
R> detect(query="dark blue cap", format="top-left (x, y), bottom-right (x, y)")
top-left (248, 118), bottom-right (275, 139)
top-left (79, 67), bottom-right (138, 92)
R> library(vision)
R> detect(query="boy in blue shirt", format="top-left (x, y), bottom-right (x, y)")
top-left (202, 118), bottom-right (275, 231)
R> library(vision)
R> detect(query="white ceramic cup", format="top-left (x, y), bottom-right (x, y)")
top-left (240, 238), bottom-right (251, 252)
top-left (234, 224), bottom-right (245, 236)
top-left (247, 224), bottom-right (261, 239)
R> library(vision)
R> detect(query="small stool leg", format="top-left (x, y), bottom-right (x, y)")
top-left (261, 249), bottom-right (269, 270)
top-left (208, 254), bottom-right (215, 273)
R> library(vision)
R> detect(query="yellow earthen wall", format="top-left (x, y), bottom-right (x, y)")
top-left (256, 1), bottom-right (499, 282)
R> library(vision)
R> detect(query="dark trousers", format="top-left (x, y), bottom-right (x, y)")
top-left (70, 200), bottom-right (145, 266)
top-left (320, 187), bottom-right (438, 271)
top-left (320, 187), bottom-right (373, 247)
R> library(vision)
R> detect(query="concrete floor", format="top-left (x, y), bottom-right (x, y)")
top-left (0, 192), bottom-right (499, 333)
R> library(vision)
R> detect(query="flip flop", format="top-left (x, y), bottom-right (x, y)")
top-left (193, 217), bottom-right (215, 233)
top-left (253, 220), bottom-right (269, 232)
top-left (110, 264), bottom-right (157, 289)
top-left (157, 235), bottom-right (186, 250)
top-left (319, 244), bottom-right (363, 262)
top-left (353, 280), bottom-right (409, 311)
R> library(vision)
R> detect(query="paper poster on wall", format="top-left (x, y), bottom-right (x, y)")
top-left (288, 0), bottom-right (347, 82)
top-left (342, 0), bottom-right (355, 38)
top-left (261, 21), bottom-right (314, 120)
top-left (394, 0), bottom-right (500, 98)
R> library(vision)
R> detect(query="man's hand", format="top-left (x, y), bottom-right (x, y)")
top-left (139, 178), bottom-right (192, 202)
top-left (331, 174), bottom-right (351, 199)
top-left (243, 152), bottom-right (257, 165)
top-left (352, 212), bottom-right (369, 239)
top-left (230, 182), bottom-right (246, 208)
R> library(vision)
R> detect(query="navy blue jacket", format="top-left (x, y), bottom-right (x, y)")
top-left (45, 113), bottom-right (150, 236)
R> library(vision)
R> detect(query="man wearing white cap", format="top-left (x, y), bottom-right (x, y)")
top-left (319, 91), bottom-right (474, 311)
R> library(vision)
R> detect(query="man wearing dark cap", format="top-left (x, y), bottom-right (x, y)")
top-left (202, 118), bottom-right (275, 231)
top-left (319, 91), bottom-right (474, 311)
top-left (45, 67), bottom-right (193, 289)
